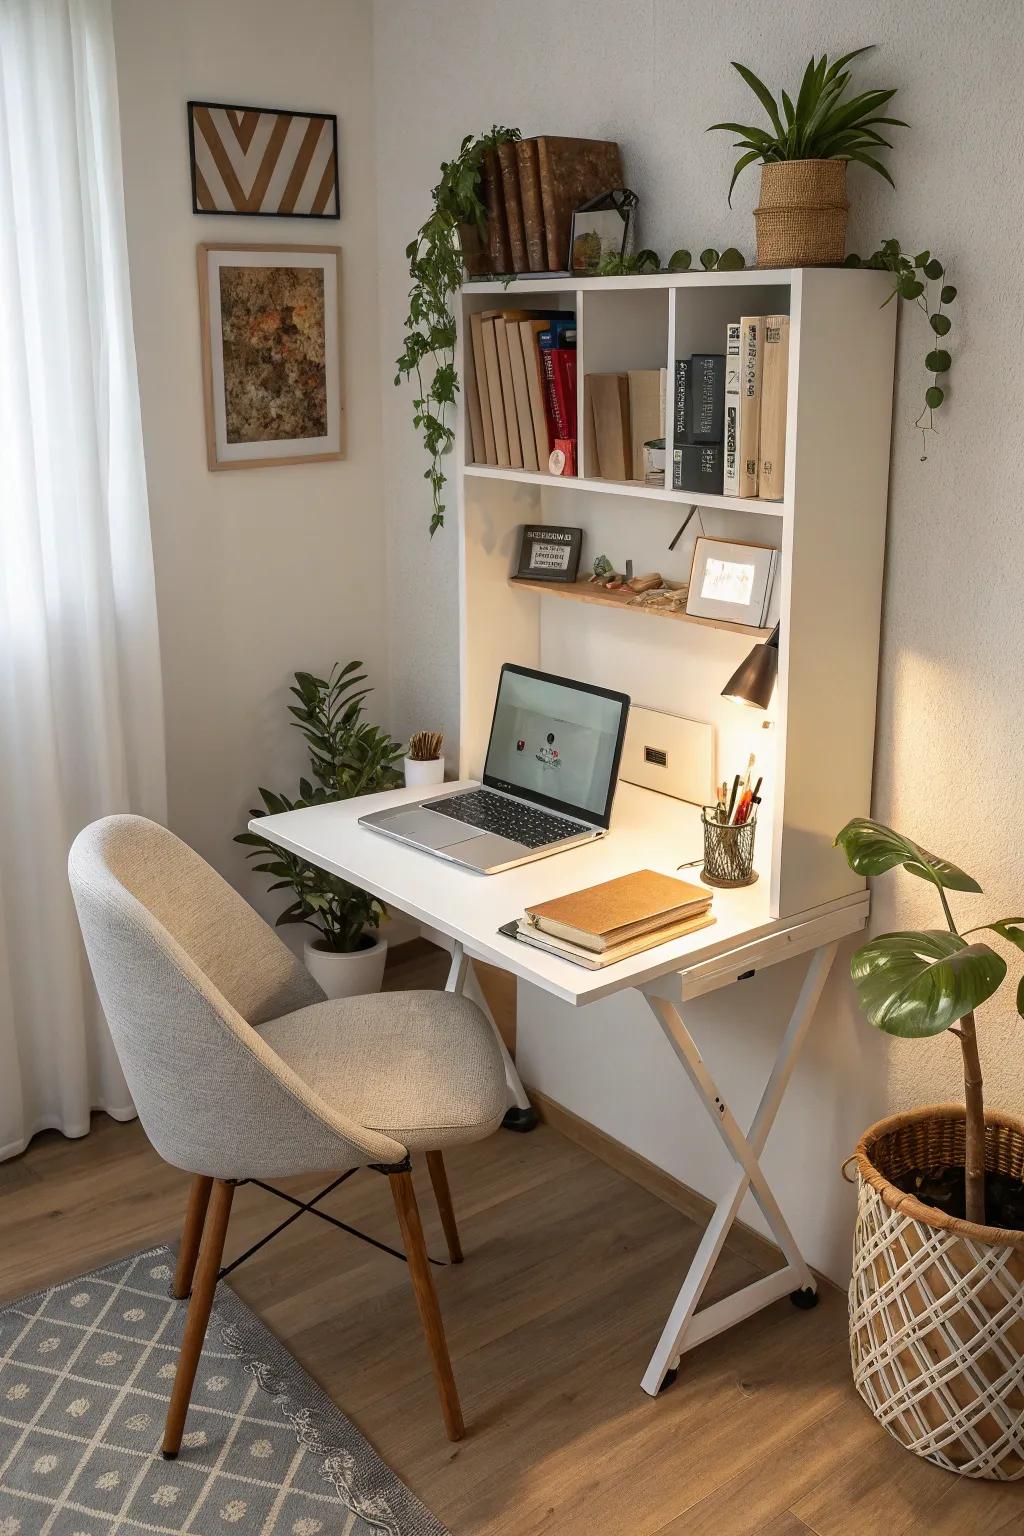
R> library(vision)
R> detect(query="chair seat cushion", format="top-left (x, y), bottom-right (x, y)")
top-left (259, 989), bottom-right (507, 1153)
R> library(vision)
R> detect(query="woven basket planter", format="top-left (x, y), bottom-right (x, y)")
top-left (850, 1105), bottom-right (1024, 1479)
top-left (754, 160), bottom-right (848, 268)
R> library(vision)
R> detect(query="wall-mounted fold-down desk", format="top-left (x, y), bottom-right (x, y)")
top-left (255, 776), bottom-right (868, 1396)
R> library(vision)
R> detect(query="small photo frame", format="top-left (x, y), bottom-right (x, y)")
top-left (686, 537), bottom-right (778, 628)
top-left (569, 189), bottom-right (638, 274)
top-left (197, 243), bottom-right (343, 470)
top-left (188, 102), bottom-right (339, 219)
top-left (515, 525), bottom-right (583, 583)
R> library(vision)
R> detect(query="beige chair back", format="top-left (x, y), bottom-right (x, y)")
top-left (68, 815), bottom-right (405, 1179)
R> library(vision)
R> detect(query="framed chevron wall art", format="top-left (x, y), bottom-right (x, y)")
top-left (187, 101), bottom-right (340, 219)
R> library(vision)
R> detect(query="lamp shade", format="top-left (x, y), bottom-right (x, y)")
top-left (721, 624), bottom-right (780, 710)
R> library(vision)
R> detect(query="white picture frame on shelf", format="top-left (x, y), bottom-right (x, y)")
top-left (686, 537), bottom-right (778, 628)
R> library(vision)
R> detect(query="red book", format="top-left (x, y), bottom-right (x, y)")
top-left (553, 349), bottom-right (578, 440)
top-left (541, 347), bottom-right (568, 440)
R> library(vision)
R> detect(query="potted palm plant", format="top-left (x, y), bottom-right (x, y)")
top-left (237, 663), bottom-right (403, 998)
top-left (710, 47), bottom-right (906, 267)
top-left (835, 818), bottom-right (1024, 1480)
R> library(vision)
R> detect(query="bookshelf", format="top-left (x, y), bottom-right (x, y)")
top-left (456, 267), bottom-right (897, 921)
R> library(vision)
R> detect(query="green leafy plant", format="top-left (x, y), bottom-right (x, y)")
top-left (236, 663), bottom-right (403, 953)
top-left (836, 817), bottom-right (1024, 1225)
top-left (844, 239), bottom-right (956, 457)
top-left (709, 47), bottom-right (907, 204)
top-left (395, 126), bottom-right (520, 536)
top-left (596, 246), bottom-right (746, 276)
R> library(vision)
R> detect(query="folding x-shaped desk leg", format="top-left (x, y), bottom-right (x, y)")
top-left (445, 940), bottom-right (537, 1129)
top-left (639, 940), bottom-right (838, 1396)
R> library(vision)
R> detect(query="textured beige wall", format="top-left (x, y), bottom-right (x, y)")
top-left (112, 0), bottom-right (388, 923)
top-left (372, 0), bottom-right (1024, 1278)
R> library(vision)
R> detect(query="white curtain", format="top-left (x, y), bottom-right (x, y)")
top-left (0, 0), bottom-right (166, 1158)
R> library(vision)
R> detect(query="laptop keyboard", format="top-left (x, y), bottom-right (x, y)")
top-left (423, 789), bottom-right (587, 849)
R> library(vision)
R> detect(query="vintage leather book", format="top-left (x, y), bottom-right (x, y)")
top-left (535, 137), bottom-right (623, 271)
top-left (515, 139), bottom-right (547, 271)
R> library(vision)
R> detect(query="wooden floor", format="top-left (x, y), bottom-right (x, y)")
top-left (2, 950), bottom-right (1023, 1535)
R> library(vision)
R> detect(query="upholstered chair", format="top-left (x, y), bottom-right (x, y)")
top-left (68, 815), bottom-right (507, 1447)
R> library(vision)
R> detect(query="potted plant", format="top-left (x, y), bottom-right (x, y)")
top-left (835, 817), bottom-right (1024, 1480)
top-left (710, 47), bottom-right (906, 267)
top-left (237, 663), bottom-right (403, 999)
top-left (404, 730), bottom-right (445, 788)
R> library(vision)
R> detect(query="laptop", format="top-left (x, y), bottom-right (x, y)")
top-left (359, 664), bottom-right (631, 874)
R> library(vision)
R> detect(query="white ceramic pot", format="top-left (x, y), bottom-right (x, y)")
top-left (303, 933), bottom-right (387, 999)
top-left (404, 755), bottom-right (445, 788)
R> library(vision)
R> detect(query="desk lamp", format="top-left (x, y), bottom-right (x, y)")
top-left (721, 624), bottom-right (779, 710)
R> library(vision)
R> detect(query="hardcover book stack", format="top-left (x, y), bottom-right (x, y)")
top-left (584, 368), bottom-right (667, 483)
top-left (512, 869), bottom-right (714, 971)
top-left (477, 137), bottom-right (623, 275)
top-left (466, 310), bottom-right (577, 472)
top-left (672, 314), bottom-right (790, 500)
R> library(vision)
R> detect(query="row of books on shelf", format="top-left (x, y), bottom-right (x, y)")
top-left (672, 315), bottom-right (790, 501)
top-left (474, 136), bottom-right (623, 276)
top-left (466, 310), bottom-right (577, 473)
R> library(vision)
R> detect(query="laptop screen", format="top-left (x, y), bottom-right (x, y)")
top-left (482, 665), bottom-right (630, 828)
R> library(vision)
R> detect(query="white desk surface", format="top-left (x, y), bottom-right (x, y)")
top-left (254, 782), bottom-right (868, 1007)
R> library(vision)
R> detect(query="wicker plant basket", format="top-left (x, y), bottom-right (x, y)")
top-left (754, 160), bottom-right (848, 268)
top-left (850, 1105), bottom-right (1024, 1479)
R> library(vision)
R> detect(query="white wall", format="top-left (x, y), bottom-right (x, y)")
top-left (112, 0), bottom-right (388, 917)
top-left (373, 0), bottom-right (1024, 1280)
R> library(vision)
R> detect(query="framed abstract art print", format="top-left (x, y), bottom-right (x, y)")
top-left (197, 243), bottom-right (343, 470)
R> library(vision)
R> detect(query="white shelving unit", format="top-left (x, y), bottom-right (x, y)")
top-left (456, 268), bottom-right (897, 921)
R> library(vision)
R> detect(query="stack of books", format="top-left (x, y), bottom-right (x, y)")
top-left (672, 314), bottom-right (790, 501)
top-left (467, 311), bottom-right (576, 472)
top-left (478, 137), bottom-right (623, 276)
top-left (509, 869), bottom-right (714, 970)
top-left (584, 368), bottom-right (667, 483)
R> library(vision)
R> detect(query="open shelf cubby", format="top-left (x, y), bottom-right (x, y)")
top-left (457, 268), bottom-right (897, 921)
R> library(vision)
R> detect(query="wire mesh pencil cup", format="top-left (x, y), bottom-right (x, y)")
top-left (701, 806), bottom-right (758, 888)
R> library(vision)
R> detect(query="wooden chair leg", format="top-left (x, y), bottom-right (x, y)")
top-left (172, 1175), bottom-right (213, 1299)
top-left (162, 1178), bottom-right (234, 1459)
top-left (389, 1169), bottom-right (465, 1442)
top-left (425, 1150), bottom-right (463, 1264)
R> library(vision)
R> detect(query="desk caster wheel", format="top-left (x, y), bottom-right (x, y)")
top-left (502, 1105), bottom-right (538, 1133)
top-left (657, 1367), bottom-right (679, 1393)
top-left (790, 1286), bottom-right (819, 1310)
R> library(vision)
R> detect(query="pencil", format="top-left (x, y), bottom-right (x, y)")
top-left (726, 774), bottom-right (740, 822)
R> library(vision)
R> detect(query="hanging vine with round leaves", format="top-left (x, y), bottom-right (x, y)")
top-left (845, 238), bottom-right (956, 459)
top-left (395, 126), bottom-right (520, 535)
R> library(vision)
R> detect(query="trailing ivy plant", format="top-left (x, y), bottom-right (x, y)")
top-left (845, 238), bottom-right (956, 458)
top-left (395, 126), bottom-right (520, 535)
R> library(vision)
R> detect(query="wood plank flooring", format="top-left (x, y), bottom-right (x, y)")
top-left (2, 947), bottom-right (1022, 1535)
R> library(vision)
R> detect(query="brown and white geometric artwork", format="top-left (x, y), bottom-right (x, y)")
top-left (188, 101), bottom-right (339, 219)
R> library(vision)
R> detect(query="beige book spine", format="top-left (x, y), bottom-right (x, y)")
top-left (520, 320), bottom-right (551, 467)
top-left (758, 314), bottom-right (790, 501)
top-left (738, 315), bottom-right (765, 498)
top-left (480, 317), bottom-right (509, 467)
top-left (506, 321), bottom-right (539, 471)
top-left (492, 317), bottom-right (523, 468)
top-left (470, 312), bottom-right (497, 465)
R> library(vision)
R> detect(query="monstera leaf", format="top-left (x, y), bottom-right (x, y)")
top-left (850, 929), bottom-right (1006, 1037)
top-left (835, 818), bottom-right (981, 892)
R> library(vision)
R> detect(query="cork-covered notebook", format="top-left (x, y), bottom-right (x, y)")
top-left (524, 869), bottom-right (712, 954)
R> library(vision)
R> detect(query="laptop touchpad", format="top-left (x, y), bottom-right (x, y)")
top-left (379, 808), bottom-right (480, 850)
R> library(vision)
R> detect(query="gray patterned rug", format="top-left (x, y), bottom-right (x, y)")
top-left (0, 1246), bottom-right (448, 1535)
